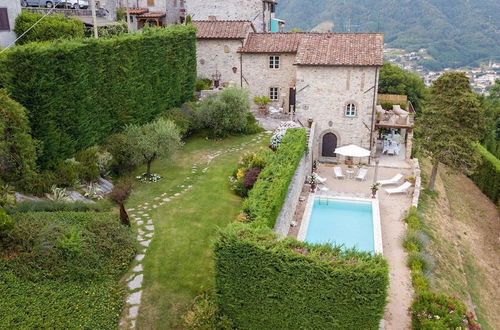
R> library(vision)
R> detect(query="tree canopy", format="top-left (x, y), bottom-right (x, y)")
top-left (378, 62), bottom-right (427, 111)
top-left (416, 72), bottom-right (485, 190)
top-left (122, 118), bottom-right (182, 177)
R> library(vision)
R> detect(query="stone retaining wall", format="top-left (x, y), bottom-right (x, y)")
top-left (411, 158), bottom-right (422, 207)
top-left (274, 122), bottom-right (316, 238)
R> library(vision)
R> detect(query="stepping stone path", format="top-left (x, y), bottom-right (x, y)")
top-left (120, 132), bottom-right (269, 329)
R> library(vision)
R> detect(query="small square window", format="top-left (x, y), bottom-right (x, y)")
top-left (269, 56), bottom-right (280, 69)
top-left (345, 103), bottom-right (356, 116)
top-left (269, 87), bottom-right (279, 101)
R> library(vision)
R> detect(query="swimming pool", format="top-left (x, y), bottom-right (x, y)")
top-left (298, 196), bottom-right (383, 254)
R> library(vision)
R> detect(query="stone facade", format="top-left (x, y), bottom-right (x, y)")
top-left (196, 39), bottom-right (243, 84)
top-left (185, 0), bottom-right (275, 32)
top-left (295, 66), bottom-right (379, 161)
top-left (0, 0), bottom-right (20, 49)
top-left (242, 53), bottom-right (296, 111)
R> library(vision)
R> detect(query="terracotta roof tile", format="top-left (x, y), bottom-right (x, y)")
top-left (239, 32), bottom-right (384, 66)
top-left (127, 8), bottom-right (148, 15)
top-left (137, 12), bottom-right (166, 19)
top-left (238, 33), bottom-right (306, 53)
top-left (192, 20), bottom-right (255, 39)
top-left (295, 33), bottom-right (384, 66)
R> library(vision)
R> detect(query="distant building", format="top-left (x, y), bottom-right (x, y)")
top-left (0, 0), bottom-right (21, 49)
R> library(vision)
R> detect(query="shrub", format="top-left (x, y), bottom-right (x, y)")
top-left (195, 78), bottom-right (212, 92)
top-left (403, 230), bottom-right (425, 252)
top-left (163, 107), bottom-right (194, 137)
top-left (198, 87), bottom-right (251, 137)
top-left (75, 147), bottom-right (100, 182)
top-left (243, 168), bottom-right (260, 189)
top-left (0, 207), bottom-right (14, 236)
top-left (14, 12), bottom-right (84, 45)
top-left (407, 251), bottom-right (434, 275)
top-left (242, 128), bottom-right (307, 228)
top-left (214, 224), bottom-right (389, 329)
top-left (469, 144), bottom-right (500, 205)
top-left (410, 291), bottom-right (480, 330)
top-left (243, 111), bottom-right (263, 135)
top-left (54, 161), bottom-right (80, 188)
top-left (0, 211), bottom-right (136, 328)
top-left (105, 133), bottom-right (138, 174)
top-left (1, 25), bottom-right (197, 168)
top-left (0, 90), bottom-right (39, 192)
top-left (182, 292), bottom-right (234, 330)
top-left (10, 199), bottom-right (113, 213)
top-left (379, 102), bottom-right (407, 110)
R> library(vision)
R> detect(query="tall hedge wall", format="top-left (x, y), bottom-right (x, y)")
top-left (0, 26), bottom-right (197, 168)
top-left (14, 12), bottom-right (85, 45)
top-left (214, 224), bottom-right (389, 329)
top-left (470, 144), bottom-right (500, 205)
top-left (242, 128), bottom-right (307, 228)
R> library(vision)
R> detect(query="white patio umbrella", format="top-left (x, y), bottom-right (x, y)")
top-left (334, 144), bottom-right (371, 158)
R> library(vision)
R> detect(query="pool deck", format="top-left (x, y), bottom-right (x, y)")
top-left (288, 163), bottom-right (414, 330)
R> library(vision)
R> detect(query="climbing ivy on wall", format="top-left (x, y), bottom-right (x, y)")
top-left (0, 25), bottom-right (197, 168)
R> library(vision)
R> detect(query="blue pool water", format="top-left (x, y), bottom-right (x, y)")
top-left (305, 199), bottom-right (375, 253)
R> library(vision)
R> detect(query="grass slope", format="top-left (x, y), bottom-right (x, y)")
top-left (126, 133), bottom-right (269, 329)
top-left (419, 160), bottom-right (500, 329)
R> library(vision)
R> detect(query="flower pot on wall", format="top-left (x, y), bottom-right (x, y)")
top-left (259, 107), bottom-right (268, 116)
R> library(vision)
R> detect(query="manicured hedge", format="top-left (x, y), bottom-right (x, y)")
top-left (214, 224), bottom-right (389, 329)
top-left (14, 12), bottom-right (85, 45)
top-left (0, 25), bottom-right (197, 168)
top-left (242, 128), bottom-right (307, 228)
top-left (470, 144), bottom-right (500, 205)
top-left (0, 211), bottom-right (137, 328)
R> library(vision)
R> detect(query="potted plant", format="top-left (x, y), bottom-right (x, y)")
top-left (371, 183), bottom-right (380, 199)
top-left (407, 177), bottom-right (416, 185)
top-left (253, 96), bottom-right (271, 116)
top-left (309, 174), bottom-right (317, 193)
top-left (312, 160), bottom-right (318, 172)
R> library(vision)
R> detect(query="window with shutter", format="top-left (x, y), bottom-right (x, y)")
top-left (0, 8), bottom-right (10, 31)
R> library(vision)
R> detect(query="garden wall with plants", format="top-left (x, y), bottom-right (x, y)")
top-left (0, 211), bottom-right (136, 328)
top-left (0, 25), bottom-right (197, 168)
top-left (242, 128), bottom-right (307, 228)
top-left (214, 224), bottom-right (389, 329)
top-left (470, 144), bottom-right (500, 206)
top-left (214, 128), bottom-right (389, 328)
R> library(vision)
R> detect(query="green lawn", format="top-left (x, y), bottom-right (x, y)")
top-left (125, 132), bottom-right (269, 329)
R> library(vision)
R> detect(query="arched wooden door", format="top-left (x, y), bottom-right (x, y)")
top-left (322, 133), bottom-right (338, 157)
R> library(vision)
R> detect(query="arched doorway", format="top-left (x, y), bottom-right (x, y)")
top-left (322, 133), bottom-right (338, 157)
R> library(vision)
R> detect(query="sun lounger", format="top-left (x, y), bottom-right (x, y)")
top-left (385, 181), bottom-right (412, 196)
top-left (314, 174), bottom-right (327, 184)
top-left (355, 168), bottom-right (368, 181)
top-left (333, 166), bottom-right (344, 180)
top-left (377, 173), bottom-right (403, 186)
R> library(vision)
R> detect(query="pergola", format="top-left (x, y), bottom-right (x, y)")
top-left (136, 12), bottom-right (166, 28)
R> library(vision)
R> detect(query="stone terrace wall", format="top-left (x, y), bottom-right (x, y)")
top-left (411, 158), bottom-right (422, 207)
top-left (274, 122), bottom-right (316, 238)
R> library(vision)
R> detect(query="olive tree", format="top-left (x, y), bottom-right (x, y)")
top-left (416, 72), bottom-right (485, 190)
top-left (123, 118), bottom-right (182, 177)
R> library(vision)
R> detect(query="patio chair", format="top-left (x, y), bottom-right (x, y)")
top-left (333, 166), bottom-right (344, 180)
top-left (355, 168), bottom-right (368, 181)
top-left (377, 173), bottom-right (403, 186)
top-left (385, 181), bottom-right (412, 197)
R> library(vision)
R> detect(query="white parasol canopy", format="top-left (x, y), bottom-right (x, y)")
top-left (334, 144), bottom-right (371, 157)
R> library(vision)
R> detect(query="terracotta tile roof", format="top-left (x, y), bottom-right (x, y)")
top-left (127, 8), bottom-right (148, 15)
top-left (192, 20), bottom-right (255, 39)
top-left (295, 33), bottom-right (384, 66)
top-left (239, 32), bottom-right (384, 66)
top-left (137, 12), bottom-right (166, 19)
top-left (238, 33), bottom-right (306, 53)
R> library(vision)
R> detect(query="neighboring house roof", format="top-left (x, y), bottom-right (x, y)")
top-left (127, 8), bottom-right (148, 15)
top-left (295, 33), bottom-right (384, 66)
top-left (239, 33), bottom-right (305, 53)
top-left (192, 20), bottom-right (255, 40)
top-left (239, 32), bottom-right (384, 66)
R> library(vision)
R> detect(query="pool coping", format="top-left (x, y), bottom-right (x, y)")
top-left (297, 193), bottom-right (384, 255)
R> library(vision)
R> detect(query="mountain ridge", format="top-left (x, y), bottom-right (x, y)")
top-left (277, 0), bottom-right (500, 70)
